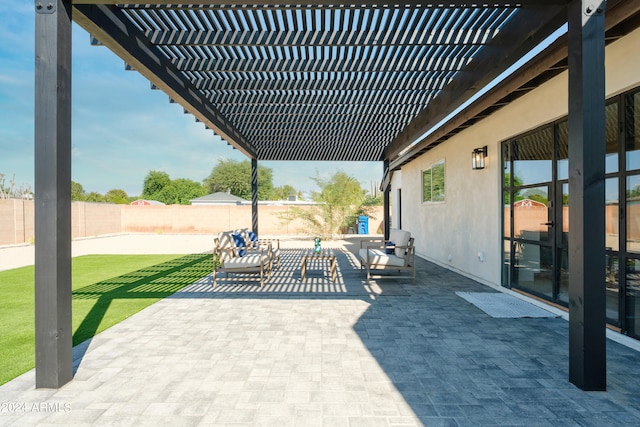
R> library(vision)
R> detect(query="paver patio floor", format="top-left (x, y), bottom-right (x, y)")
top-left (1, 240), bottom-right (640, 426)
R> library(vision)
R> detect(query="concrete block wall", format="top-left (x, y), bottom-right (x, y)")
top-left (0, 199), bottom-right (34, 245)
top-left (72, 202), bottom-right (122, 238)
top-left (0, 199), bottom-right (384, 245)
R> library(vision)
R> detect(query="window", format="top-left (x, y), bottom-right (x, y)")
top-left (423, 160), bottom-right (445, 202)
top-left (501, 86), bottom-right (640, 335)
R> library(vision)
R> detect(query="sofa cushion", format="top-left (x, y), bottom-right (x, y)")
top-left (359, 248), bottom-right (406, 267)
top-left (388, 228), bottom-right (411, 258)
top-left (217, 231), bottom-right (237, 261)
top-left (223, 252), bottom-right (269, 269)
top-left (232, 233), bottom-right (247, 256)
top-left (218, 231), bottom-right (235, 247)
top-left (385, 241), bottom-right (395, 254)
top-left (234, 228), bottom-right (249, 245)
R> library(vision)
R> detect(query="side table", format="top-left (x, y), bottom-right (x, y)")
top-left (301, 249), bottom-right (337, 282)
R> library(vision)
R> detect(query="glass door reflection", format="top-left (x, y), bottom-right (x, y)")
top-left (512, 185), bottom-right (554, 298)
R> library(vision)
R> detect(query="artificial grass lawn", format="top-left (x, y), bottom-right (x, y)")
top-left (0, 253), bottom-right (212, 386)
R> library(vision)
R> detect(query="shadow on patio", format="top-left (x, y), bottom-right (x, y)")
top-left (71, 253), bottom-right (213, 371)
top-left (169, 242), bottom-right (640, 425)
top-left (5, 237), bottom-right (639, 425)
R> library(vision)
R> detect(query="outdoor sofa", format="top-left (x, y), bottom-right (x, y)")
top-left (234, 228), bottom-right (281, 269)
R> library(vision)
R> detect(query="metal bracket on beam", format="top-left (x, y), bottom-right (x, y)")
top-left (35, 1), bottom-right (56, 14)
top-left (585, 3), bottom-right (605, 16)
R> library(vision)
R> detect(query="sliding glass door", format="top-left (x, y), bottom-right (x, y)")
top-left (502, 87), bottom-right (640, 337)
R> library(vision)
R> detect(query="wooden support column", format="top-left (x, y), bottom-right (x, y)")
top-left (251, 158), bottom-right (259, 235)
top-left (34, 0), bottom-right (73, 389)
top-left (567, 0), bottom-right (606, 391)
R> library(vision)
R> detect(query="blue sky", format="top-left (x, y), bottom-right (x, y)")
top-left (0, 1), bottom-right (383, 197)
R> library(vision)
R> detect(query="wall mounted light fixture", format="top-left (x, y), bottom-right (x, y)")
top-left (472, 146), bottom-right (488, 170)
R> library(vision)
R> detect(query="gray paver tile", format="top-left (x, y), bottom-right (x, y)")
top-left (1, 248), bottom-right (640, 426)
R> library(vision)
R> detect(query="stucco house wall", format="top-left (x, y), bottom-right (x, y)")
top-left (396, 26), bottom-right (640, 287)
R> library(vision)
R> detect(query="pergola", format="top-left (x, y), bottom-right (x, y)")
top-left (34, 0), bottom-right (629, 391)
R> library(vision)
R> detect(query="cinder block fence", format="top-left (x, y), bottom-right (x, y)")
top-left (0, 199), bottom-right (382, 245)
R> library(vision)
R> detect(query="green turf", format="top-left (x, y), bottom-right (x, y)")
top-left (0, 253), bottom-right (212, 386)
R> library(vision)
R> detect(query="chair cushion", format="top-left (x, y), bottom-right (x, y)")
top-left (359, 248), bottom-right (405, 267)
top-left (217, 231), bottom-right (237, 261)
top-left (248, 230), bottom-right (258, 242)
top-left (223, 253), bottom-right (269, 269)
top-left (218, 231), bottom-right (235, 248)
top-left (388, 229), bottom-right (411, 258)
top-left (232, 233), bottom-right (247, 256)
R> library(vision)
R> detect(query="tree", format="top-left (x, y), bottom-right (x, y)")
top-left (139, 170), bottom-right (205, 205)
top-left (156, 184), bottom-right (179, 205)
top-left (285, 170), bottom-right (366, 238)
top-left (104, 189), bottom-right (129, 204)
top-left (142, 170), bottom-right (171, 199)
top-left (503, 173), bottom-right (524, 204)
top-left (362, 193), bottom-right (383, 206)
top-left (85, 192), bottom-right (105, 203)
top-left (173, 178), bottom-right (206, 204)
top-left (271, 184), bottom-right (303, 201)
top-left (0, 173), bottom-right (32, 200)
top-left (71, 181), bottom-right (86, 201)
top-left (203, 159), bottom-right (274, 201)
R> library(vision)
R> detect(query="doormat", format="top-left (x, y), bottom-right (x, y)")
top-left (455, 292), bottom-right (559, 318)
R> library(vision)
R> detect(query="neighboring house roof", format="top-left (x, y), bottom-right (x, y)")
top-left (190, 192), bottom-right (249, 205)
top-left (190, 192), bottom-right (319, 206)
top-left (513, 199), bottom-right (547, 209)
top-left (130, 199), bottom-right (165, 206)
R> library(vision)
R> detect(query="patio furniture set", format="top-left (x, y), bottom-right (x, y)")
top-left (212, 228), bottom-right (415, 287)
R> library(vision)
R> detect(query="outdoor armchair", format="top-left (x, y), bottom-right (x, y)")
top-left (212, 231), bottom-right (272, 288)
top-left (358, 228), bottom-right (416, 283)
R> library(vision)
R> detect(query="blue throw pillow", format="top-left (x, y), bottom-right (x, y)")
top-left (232, 233), bottom-right (247, 256)
top-left (248, 231), bottom-right (258, 242)
top-left (385, 241), bottom-right (395, 254)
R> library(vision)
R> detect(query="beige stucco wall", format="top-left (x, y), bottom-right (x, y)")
top-left (0, 199), bottom-right (34, 245)
top-left (397, 26), bottom-right (640, 286)
top-left (0, 199), bottom-right (383, 245)
top-left (73, 202), bottom-right (123, 238)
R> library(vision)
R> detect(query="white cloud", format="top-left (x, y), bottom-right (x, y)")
top-left (0, 73), bottom-right (22, 85)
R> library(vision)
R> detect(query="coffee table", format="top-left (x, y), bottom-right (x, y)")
top-left (301, 249), bottom-right (337, 282)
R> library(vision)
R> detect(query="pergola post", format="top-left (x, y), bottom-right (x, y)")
top-left (251, 158), bottom-right (259, 235)
top-left (567, 0), bottom-right (606, 391)
top-left (34, 0), bottom-right (73, 389)
top-left (383, 159), bottom-right (391, 240)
